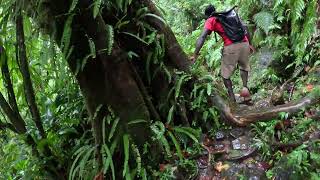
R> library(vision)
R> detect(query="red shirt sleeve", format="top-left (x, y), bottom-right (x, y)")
top-left (204, 17), bottom-right (216, 32)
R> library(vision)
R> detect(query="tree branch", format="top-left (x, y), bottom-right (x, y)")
top-left (141, 0), bottom-right (192, 72)
top-left (216, 95), bottom-right (320, 126)
top-left (0, 121), bottom-right (18, 133)
top-left (0, 92), bottom-right (27, 133)
top-left (16, 10), bottom-right (46, 138)
top-left (1, 46), bottom-right (21, 117)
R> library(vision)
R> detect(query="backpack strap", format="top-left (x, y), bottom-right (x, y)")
top-left (209, 6), bottom-right (238, 18)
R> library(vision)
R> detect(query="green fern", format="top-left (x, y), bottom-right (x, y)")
top-left (175, 74), bottom-right (192, 99)
top-left (161, 63), bottom-right (172, 83)
top-left (61, 14), bottom-right (74, 59)
top-left (144, 13), bottom-right (167, 25)
top-left (168, 131), bottom-right (183, 161)
top-left (151, 122), bottom-right (172, 157)
top-left (167, 105), bottom-right (175, 124)
top-left (122, 134), bottom-right (130, 178)
top-left (174, 127), bottom-right (199, 143)
top-left (88, 37), bottom-right (96, 58)
top-left (108, 117), bottom-right (119, 142)
top-left (69, 145), bottom-right (91, 180)
top-left (127, 119), bottom-right (148, 125)
top-left (291, 0), bottom-right (305, 22)
top-left (93, 0), bottom-right (102, 18)
top-left (253, 11), bottom-right (274, 34)
top-left (79, 147), bottom-right (95, 179)
top-left (69, 145), bottom-right (96, 180)
top-left (102, 144), bottom-right (115, 180)
top-left (121, 32), bottom-right (149, 45)
top-left (68, 0), bottom-right (79, 13)
top-left (106, 25), bottom-right (114, 55)
top-left (131, 143), bottom-right (142, 175)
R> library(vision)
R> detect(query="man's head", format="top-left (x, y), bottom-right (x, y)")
top-left (205, 4), bottom-right (216, 18)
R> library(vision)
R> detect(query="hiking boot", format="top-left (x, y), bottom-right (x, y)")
top-left (240, 87), bottom-right (253, 105)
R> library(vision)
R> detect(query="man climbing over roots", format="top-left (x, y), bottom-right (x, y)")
top-left (190, 4), bottom-right (255, 103)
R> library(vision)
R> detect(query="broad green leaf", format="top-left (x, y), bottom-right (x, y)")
top-left (121, 32), bottom-right (149, 45)
top-left (127, 119), bottom-right (148, 125)
top-left (167, 105), bottom-right (175, 124)
top-left (123, 134), bottom-right (130, 177)
top-left (168, 131), bottom-right (183, 161)
top-left (69, 0), bottom-right (78, 13)
top-left (102, 144), bottom-right (115, 180)
top-left (93, 0), bottom-right (102, 18)
top-left (108, 117), bottom-right (120, 142)
top-left (174, 127), bottom-right (199, 143)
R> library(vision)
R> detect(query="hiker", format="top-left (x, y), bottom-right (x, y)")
top-left (190, 4), bottom-right (254, 103)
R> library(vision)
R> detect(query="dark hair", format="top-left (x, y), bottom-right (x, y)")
top-left (205, 4), bottom-right (216, 17)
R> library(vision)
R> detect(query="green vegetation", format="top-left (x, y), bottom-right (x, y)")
top-left (0, 0), bottom-right (319, 179)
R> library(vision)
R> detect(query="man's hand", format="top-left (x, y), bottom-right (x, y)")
top-left (190, 54), bottom-right (198, 64)
top-left (249, 45), bottom-right (256, 54)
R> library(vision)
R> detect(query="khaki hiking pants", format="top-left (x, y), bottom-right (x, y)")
top-left (221, 42), bottom-right (250, 79)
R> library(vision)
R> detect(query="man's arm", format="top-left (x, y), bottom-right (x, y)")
top-left (243, 24), bottom-right (252, 44)
top-left (191, 29), bottom-right (211, 62)
top-left (243, 25), bottom-right (251, 44)
top-left (241, 22), bottom-right (255, 53)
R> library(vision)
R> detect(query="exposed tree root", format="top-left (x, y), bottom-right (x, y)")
top-left (271, 130), bottom-right (320, 148)
top-left (216, 95), bottom-right (319, 126)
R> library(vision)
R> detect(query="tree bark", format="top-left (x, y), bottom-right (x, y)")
top-left (0, 121), bottom-right (18, 133)
top-left (0, 92), bottom-right (27, 133)
top-left (16, 10), bottom-right (46, 138)
top-left (1, 48), bottom-right (20, 116)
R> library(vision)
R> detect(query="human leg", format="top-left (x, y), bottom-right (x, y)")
top-left (221, 44), bottom-right (239, 102)
top-left (223, 78), bottom-right (236, 102)
top-left (238, 42), bottom-right (250, 88)
top-left (240, 69), bottom-right (248, 88)
top-left (238, 42), bottom-right (252, 102)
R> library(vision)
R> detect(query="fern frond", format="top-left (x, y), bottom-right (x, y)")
top-left (122, 134), bottom-right (130, 178)
top-left (106, 25), bottom-right (114, 55)
top-left (61, 14), bottom-right (74, 59)
top-left (121, 32), bottom-right (149, 45)
top-left (168, 131), bottom-right (183, 161)
top-left (79, 147), bottom-right (95, 179)
top-left (69, 145), bottom-right (91, 180)
top-left (151, 122), bottom-right (172, 157)
top-left (93, 0), bottom-right (102, 18)
top-left (68, 0), bottom-right (79, 13)
top-left (108, 117), bottom-right (119, 142)
top-left (127, 119), bottom-right (148, 125)
top-left (102, 144), bottom-right (115, 180)
top-left (131, 143), bottom-right (142, 175)
top-left (161, 62), bottom-right (172, 83)
top-left (175, 74), bottom-right (192, 99)
top-left (167, 105), bottom-right (175, 124)
top-left (253, 11), bottom-right (274, 34)
top-left (144, 13), bottom-right (167, 25)
top-left (174, 127), bottom-right (199, 143)
top-left (291, 0), bottom-right (305, 22)
top-left (88, 37), bottom-right (96, 58)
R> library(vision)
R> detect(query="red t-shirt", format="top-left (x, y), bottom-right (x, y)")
top-left (205, 17), bottom-right (248, 46)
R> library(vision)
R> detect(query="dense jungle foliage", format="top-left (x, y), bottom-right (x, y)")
top-left (0, 0), bottom-right (319, 179)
